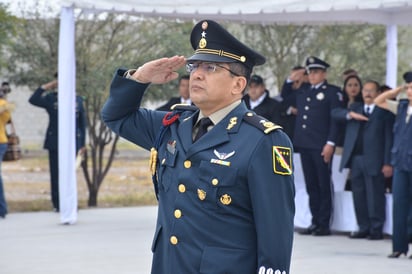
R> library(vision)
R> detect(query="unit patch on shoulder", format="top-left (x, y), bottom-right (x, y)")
top-left (273, 146), bottom-right (292, 175)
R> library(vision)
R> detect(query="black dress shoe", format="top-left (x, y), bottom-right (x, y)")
top-left (349, 231), bottom-right (369, 239)
top-left (368, 233), bottom-right (383, 240)
top-left (313, 227), bottom-right (331, 236)
top-left (388, 251), bottom-right (407, 258)
top-left (299, 224), bottom-right (317, 235)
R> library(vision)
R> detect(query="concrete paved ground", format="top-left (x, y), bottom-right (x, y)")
top-left (1, 206), bottom-right (410, 274)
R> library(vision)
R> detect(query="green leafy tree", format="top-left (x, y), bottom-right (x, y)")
top-left (5, 7), bottom-right (194, 206)
top-left (229, 23), bottom-right (387, 91)
top-left (74, 15), bottom-right (188, 206)
top-left (0, 3), bottom-right (19, 70)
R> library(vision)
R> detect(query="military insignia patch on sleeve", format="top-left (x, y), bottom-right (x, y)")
top-left (273, 146), bottom-right (292, 175)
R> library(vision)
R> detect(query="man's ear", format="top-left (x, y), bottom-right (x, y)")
top-left (232, 76), bottom-right (247, 96)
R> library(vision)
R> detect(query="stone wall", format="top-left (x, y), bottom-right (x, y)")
top-left (5, 84), bottom-right (166, 150)
top-left (6, 85), bottom-right (48, 149)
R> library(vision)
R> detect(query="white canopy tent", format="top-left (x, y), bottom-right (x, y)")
top-left (57, 0), bottom-right (412, 224)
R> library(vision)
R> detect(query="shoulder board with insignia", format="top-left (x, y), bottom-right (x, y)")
top-left (243, 112), bottom-right (282, 134)
top-left (170, 103), bottom-right (198, 112)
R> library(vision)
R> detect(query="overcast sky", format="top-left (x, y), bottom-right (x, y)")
top-left (0, 0), bottom-right (61, 16)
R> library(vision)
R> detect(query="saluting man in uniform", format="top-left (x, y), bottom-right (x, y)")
top-left (29, 75), bottom-right (87, 212)
top-left (294, 56), bottom-right (343, 236)
top-left (102, 19), bottom-right (295, 274)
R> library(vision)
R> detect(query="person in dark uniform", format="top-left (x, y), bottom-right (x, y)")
top-left (279, 66), bottom-right (310, 141)
top-left (156, 74), bottom-right (191, 111)
top-left (375, 71), bottom-right (412, 258)
top-left (29, 76), bottom-right (87, 212)
top-left (243, 74), bottom-right (282, 124)
top-left (294, 56), bottom-right (343, 236)
top-left (333, 80), bottom-right (394, 240)
top-left (102, 19), bottom-right (295, 273)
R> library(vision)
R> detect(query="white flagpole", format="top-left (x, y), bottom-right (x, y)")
top-left (58, 6), bottom-right (77, 224)
top-left (386, 25), bottom-right (398, 88)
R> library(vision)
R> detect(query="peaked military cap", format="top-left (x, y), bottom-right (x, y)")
top-left (403, 71), bottom-right (412, 83)
top-left (305, 56), bottom-right (330, 71)
top-left (187, 19), bottom-right (266, 70)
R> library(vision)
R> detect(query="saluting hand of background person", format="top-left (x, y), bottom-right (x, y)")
top-left (41, 80), bottom-right (58, 90)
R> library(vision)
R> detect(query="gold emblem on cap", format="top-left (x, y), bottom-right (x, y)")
top-left (197, 189), bottom-right (206, 200)
top-left (202, 21), bottom-right (208, 30)
top-left (199, 38), bottom-right (207, 49)
top-left (240, 56), bottom-right (246, 63)
top-left (220, 194), bottom-right (232, 205)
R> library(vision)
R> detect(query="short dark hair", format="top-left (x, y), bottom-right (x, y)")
top-left (0, 81), bottom-right (11, 95)
top-left (229, 62), bottom-right (251, 79)
top-left (342, 68), bottom-right (357, 76)
top-left (363, 80), bottom-right (380, 92)
top-left (227, 63), bottom-right (251, 95)
top-left (379, 84), bottom-right (392, 93)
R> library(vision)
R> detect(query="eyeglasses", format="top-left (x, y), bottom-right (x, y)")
top-left (185, 62), bottom-right (241, 76)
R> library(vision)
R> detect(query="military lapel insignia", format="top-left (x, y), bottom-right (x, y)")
top-left (211, 149), bottom-right (235, 167)
top-left (316, 92), bottom-right (325, 101)
top-left (226, 117), bottom-right (238, 130)
top-left (273, 146), bottom-right (292, 175)
top-left (220, 194), bottom-right (232, 205)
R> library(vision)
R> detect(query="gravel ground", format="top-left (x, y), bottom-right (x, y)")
top-left (2, 148), bottom-right (155, 210)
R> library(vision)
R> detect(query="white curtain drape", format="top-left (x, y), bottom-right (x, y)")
top-left (58, 6), bottom-right (77, 224)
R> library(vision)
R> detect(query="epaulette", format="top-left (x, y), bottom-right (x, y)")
top-left (170, 103), bottom-right (198, 112)
top-left (243, 112), bottom-right (282, 134)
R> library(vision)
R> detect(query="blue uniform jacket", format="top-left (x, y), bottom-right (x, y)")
top-left (102, 69), bottom-right (295, 274)
top-left (29, 87), bottom-right (87, 152)
top-left (391, 100), bottom-right (412, 171)
top-left (332, 102), bottom-right (394, 174)
top-left (293, 81), bottom-right (343, 149)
